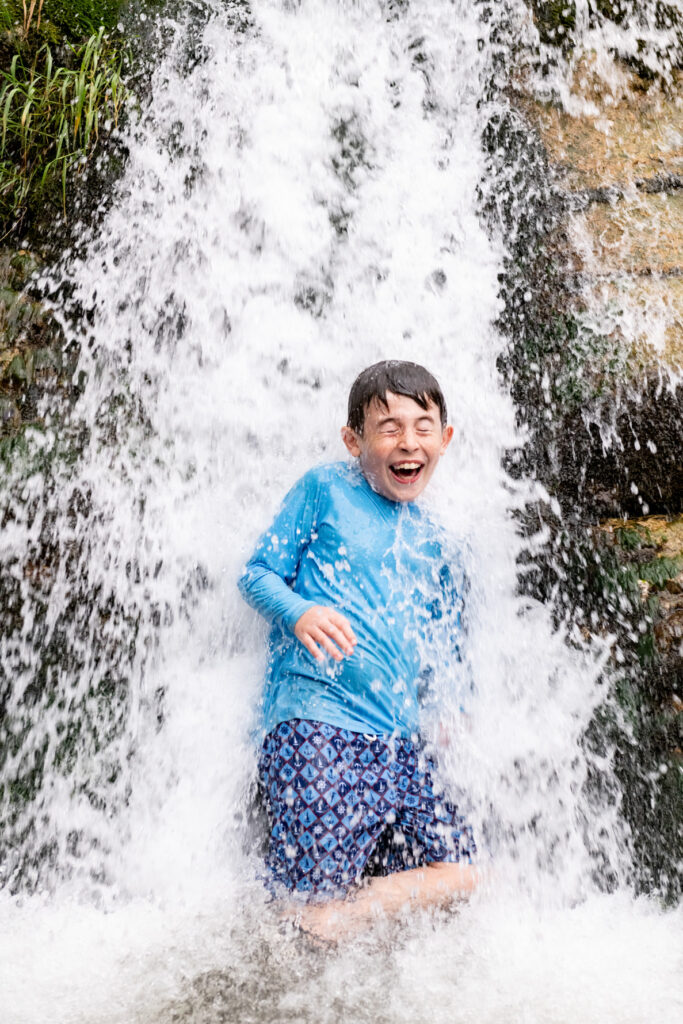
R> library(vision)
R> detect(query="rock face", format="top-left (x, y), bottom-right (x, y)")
top-left (0, 249), bottom-right (77, 454)
top-left (483, 18), bottom-right (682, 898)
top-left (516, 62), bottom-right (682, 519)
top-left (530, 70), bottom-right (682, 191)
top-left (530, 66), bottom-right (683, 371)
top-left (597, 515), bottom-right (683, 660)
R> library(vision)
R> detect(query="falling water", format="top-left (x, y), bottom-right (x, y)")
top-left (0, 1), bottom-right (681, 1022)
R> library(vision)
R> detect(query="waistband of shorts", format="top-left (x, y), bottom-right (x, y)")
top-left (265, 718), bottom-right (419, 749)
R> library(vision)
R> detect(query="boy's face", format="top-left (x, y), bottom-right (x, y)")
top-left (341, 392), bottom-right (454, 503)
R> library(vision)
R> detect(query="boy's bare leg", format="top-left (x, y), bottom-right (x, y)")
top-left (290, 861), bottom-right (480, 944)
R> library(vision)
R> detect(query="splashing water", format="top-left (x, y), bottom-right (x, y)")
top-left (0, 2), bottom-right (681, 1022)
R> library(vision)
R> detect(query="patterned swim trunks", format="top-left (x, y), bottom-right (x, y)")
top-left (258, 718), bottom-right (476, 898)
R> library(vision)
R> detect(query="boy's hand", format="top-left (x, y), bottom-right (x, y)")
top-left (294, 606), bottom-right (357, 662)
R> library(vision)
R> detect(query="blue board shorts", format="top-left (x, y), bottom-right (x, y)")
top-left (258, 718), bottom-right (476, 898)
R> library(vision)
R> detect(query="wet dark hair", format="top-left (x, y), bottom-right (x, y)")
top-left (347, 360), bottom-right (447, 434)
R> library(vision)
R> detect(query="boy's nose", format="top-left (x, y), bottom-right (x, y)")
top-left (399, 428), bottom-right (419, 450)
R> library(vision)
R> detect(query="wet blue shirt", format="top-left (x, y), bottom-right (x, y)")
top-left (238, 462), bottom-right (461, 738)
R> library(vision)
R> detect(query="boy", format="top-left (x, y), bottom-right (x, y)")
top-left (239, 360), bottom-right (477, 941)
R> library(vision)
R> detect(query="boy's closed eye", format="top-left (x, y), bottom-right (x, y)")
top-left (378, 421), bottom-right (399, 434)
top-left (376, 417), bottom-right (436, 436)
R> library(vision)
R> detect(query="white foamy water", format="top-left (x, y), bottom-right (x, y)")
top-left (0, 2), bottom-right (681, 1022)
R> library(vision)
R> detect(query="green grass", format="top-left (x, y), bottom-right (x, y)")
top-left (1, 1), bottom-right (126, 41)
top-left (0, 27), bottom-right (128, 234)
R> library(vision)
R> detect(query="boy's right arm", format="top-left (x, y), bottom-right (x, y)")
top-left (238, 470), bottom-right (319, 631)
top-left (238, 469), bottom-right (356, 662)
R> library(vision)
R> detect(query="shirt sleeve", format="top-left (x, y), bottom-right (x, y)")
top-left (237, 469), bottom-right (321, 632)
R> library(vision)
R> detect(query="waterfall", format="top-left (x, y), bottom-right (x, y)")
top-left (0, 2), bottom-right (680, 1022)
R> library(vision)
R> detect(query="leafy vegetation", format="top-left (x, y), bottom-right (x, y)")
top-left (1, 1), bottom-right (126, 43)
top-left (0, 2), bottom-right (130, 239)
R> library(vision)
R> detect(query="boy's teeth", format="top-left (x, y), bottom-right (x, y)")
top-left (391, 461), bottom-right (423, 481)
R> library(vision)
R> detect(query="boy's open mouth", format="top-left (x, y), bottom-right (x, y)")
top-left (389, 461), bottom-right (424, 484)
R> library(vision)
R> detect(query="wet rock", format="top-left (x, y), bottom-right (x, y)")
top-left (575, 276), bottom-right (683, 375)
top-left (573, 192), bottom-right (682, 276)
top-left (548, 375), bottom-right (683, 518)
top-left (528, 3), bottom-right (683, 74)
top-left (596, 514), bottom-right (683, 657)
top-left (488, 4), bottom-right (683, 903)
top-left (0, 286), bottom-right (49, 347)
top-left (664, 574), bottom-right (683, 594)
top-left (508, 57), bottom-right (683, 516)
top-left (32, 345), bottom-right (62, 379)
top-left (528, 68), bottom-right (683, 192)
top-left (7, 353), bottom-right (29, 382)
top-left (0, 249), bottom-right (43, 292)
top-left (654, 605), bottom-right (683, 651)
top-left (1, 246), bottom-right (69, 446)
top-left (0, 396), bottom-right (21, 435)
top-left (520, 63), bottom-right (683, 380)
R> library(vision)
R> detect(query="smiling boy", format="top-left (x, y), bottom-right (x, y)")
top-left (239, 360), bottom-right (477, 940)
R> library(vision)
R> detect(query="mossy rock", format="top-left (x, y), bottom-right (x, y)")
top-left (528, 1), bottom-right (576, 47)
top-left (0, 396), bottom-right (21, 435)
top-left (597, 515), bottom-right (683, 660)
top-left (32, 345), bottom-right (62, 374)
top-left (528, 1), bottom-right (683, 72)
top-left (0, 287), bottom-right (48, 347)
top-left (0, 249), bottom-right (44, 292)
top-left (0, 245), bottom-right (70, 452)
top-left (599, 515), bottom-right (683, 562)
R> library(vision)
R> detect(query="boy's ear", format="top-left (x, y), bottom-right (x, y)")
top-left (440, 424), bottom-right (454, 455)
top-left (341, 425), bottom-right (362, 457)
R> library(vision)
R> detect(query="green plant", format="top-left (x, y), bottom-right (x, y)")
top-left (2, 1), bottom-right (127, 40)
top-left (638, 555), bottom-right (683, 588)
top-left (41, 0), bottom-right (126, 36)
top-left (20, 0), bottom-right (46, 37)
top-left (614, 524), bottom-right (655, 551)
top-left (0, 27), bottom-right (128, 232)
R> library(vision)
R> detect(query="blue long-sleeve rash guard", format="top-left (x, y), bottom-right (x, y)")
top-left (238, 462), bottom-right (462, 739)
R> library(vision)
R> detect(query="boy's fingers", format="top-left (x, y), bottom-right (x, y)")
top-left (311, 627), bottom-right (344, 661)
top-left (300, 633), bottom-right (323, 661)
top-left (323, 621), bottom-right (355, 655)
top-left (328, 610), bottom-right (357, 645)
top-left (294, 608), bottom-right (355, 661)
